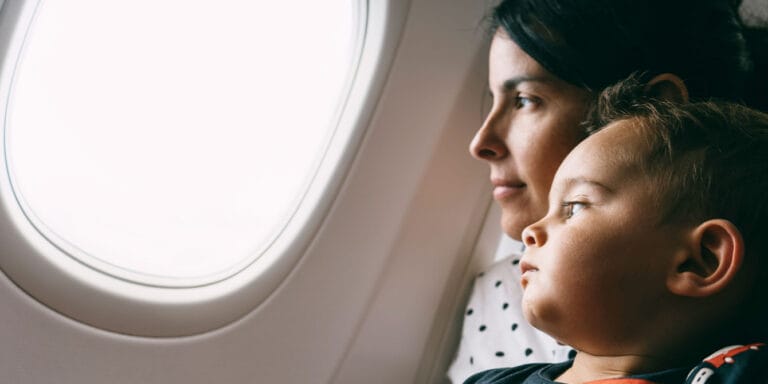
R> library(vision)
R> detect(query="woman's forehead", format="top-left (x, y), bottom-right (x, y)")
top-left (488, 31), bottom-right (595, 104)
top-left (489, 32), bottom-right (553, 82)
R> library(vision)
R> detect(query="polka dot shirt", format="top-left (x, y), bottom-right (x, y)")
top-left (447, 252), bottom-right (574, 384)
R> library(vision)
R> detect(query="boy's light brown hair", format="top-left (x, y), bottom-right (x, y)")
top-left (585, 74), bottom-right (768, 340)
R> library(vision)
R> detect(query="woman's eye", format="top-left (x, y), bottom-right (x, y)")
top-left (563, 202), bottom-right (586, 219)
top-left (514, 95), bottom-right (536, 109)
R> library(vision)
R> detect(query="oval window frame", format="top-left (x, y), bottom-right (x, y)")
top-left (4, 0), bottom-right (360, 289)
top-left (0, 0), bottom-right (400, 337)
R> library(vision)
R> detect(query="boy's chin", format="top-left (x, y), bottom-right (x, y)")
top-left (521, 297), bottom-right (563, 339)
top-left (520, 298), bottom-right (541, 328)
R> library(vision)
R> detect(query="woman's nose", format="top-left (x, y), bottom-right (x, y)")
top-left (522, 222), bottom-right (546, 248)
top-left (469, 112), bottom-right (508, 161)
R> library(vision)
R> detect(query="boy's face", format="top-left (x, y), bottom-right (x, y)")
top-left (519, 119), bottom-right (688, 353)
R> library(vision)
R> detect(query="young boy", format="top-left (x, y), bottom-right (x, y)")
top-left (465, 77), bottom-right (768, 384)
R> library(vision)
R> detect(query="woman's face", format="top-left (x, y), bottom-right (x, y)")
top-left (470, 31), bottom-right (593, 240)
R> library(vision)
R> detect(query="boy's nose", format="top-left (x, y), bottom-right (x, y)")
top-left (521, 223), bottom-right (546, 248)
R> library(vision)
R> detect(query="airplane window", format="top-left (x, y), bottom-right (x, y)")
top-left (5, 0), bottom-right (359, 287)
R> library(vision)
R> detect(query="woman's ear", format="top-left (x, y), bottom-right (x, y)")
top-left (644, 73), bottom-right (690, 103)
top-left (667, 219), bottom-right (744, 297)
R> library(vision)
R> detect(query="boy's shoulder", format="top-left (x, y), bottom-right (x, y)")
top-left (462, 362), bottom-right (552, 384)
top-left (463, 361), bottom-right (687, 384)
top-left (686, 343), bottom-right (768, 384)
top-left (462, 343), bottom-right (768, 384)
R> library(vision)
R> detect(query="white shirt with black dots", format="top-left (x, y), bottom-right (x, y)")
top-left (446, 252), bottom-right (574, 384)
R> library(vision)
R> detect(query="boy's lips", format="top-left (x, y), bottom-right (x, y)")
top-left (520, 260), bottom-right (538, 288)
top-left (520, 260), bottom-right (538, 289)
top-left (520, 260), bottom-right (538, 275)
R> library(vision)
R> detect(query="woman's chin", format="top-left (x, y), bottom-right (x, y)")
top-left (500, 211), bottom-right (531, 241)
top-left (499, 199), bottom-right (547, 240)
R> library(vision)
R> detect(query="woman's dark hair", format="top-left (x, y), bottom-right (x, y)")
top-left (491, 0), bottom-right (768, 111)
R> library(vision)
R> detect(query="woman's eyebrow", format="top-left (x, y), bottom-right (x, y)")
top-left (502, 76), bottom-right (555, 90)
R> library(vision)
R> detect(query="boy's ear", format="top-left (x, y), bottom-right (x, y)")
top-left (667, 219), bottom-right (744, 298)
top-left (644, 73), bottom-right (690, 103)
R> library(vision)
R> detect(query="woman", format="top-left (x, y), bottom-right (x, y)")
top-left (448, 0), bottom-right (767, 382)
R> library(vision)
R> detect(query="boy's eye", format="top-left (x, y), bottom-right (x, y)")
top-left (562, 202), bottom-right (586, 219)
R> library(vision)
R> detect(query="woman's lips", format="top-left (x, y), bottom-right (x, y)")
top-left (492, 183), bottom-right (526, 200)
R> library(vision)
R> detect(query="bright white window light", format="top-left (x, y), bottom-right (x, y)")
top-left (5, 0), bottom-right (358, 286)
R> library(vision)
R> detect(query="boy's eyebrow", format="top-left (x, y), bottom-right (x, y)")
top-left (562, 177), bottom-right (614, 194)
top-left (501, 76), bottom-right (555, 90)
